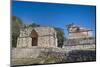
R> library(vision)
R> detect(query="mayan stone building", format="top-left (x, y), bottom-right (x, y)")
top-left (63, 24), bottom-right (95, 46)
top-left (68, 24), bottom-right (93, 39)
top-left (17, 27), bottom-right (58, 48)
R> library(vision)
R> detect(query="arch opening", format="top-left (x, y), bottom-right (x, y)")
top-left (30, 29), bottom-right (38, 46)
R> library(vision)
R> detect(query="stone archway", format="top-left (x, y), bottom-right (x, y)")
top-left (30, 29), bottom-right (38, 46)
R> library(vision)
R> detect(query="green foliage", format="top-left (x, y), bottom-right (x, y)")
top-left (28, 23), bottom-right (40, 27)
top-left (66, 23), bottom-right (74, 31)
top-left (12, 16), bottom-right (23, 47)
top-left (76, 27), bottom-right (80, 32)
top-left (54, 28), bottom-right (64, 48)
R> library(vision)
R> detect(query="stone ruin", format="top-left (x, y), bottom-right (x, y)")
top-left (12, 24), bottom-right (96, 66)
top-left (63, 24), bottom-right (95, 47)
top-left (17, 24), bottom-right (95, 48)
top-left (67, 24), bottom-right (93, 39)
top-left (17, 27), bottom-right (58, 48)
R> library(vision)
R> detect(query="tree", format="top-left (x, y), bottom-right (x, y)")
top-left (54, 28), bottom-right (64, 48)
top-left (12, 16), bottom-right (23, 47)
top-left (28, 23), bottom-right (40, 27)
top-left (66, 23), bottom-right (74, 33)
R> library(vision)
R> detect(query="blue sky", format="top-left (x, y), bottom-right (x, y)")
top-left (12, 1), bottom-right (96, 37)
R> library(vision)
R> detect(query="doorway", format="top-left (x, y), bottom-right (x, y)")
top-left (30, 29), bottom-right (38, 46)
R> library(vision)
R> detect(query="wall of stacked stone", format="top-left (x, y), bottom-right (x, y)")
top-left (11, 44), bottom-right (96, 66)
top-left (12, 44), bottom-right (95, 59)
top-left (38, 36), bottom-right (57, 47)
top-left (11, 47), bottom-right (41, 59)
top-left (64, 38), bottom-right (95, 46)
top-left (17, 27), bottom-right (58, 48)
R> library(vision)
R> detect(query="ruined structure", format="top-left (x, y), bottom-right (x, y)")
top-left (12, 24), bottom-right (96, 66)
top-left (67, 24), bottom-right (93, 39)
top-left (17, 27), bottom-right (58, 48)
top-left (63, 24), bottom-right (95, 47)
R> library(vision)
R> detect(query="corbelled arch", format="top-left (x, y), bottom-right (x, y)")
top-left (30, 29), bottom-right (38, 46)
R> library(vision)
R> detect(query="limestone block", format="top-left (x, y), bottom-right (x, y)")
top-left (17, 37), bottom-right (32, 48)
top-left (17, 27), bottom-right (58, 48)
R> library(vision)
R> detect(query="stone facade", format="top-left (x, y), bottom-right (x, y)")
top-left (12, 24), bottom-right (96, 66)
top-left (63, 24), bottom-right (95, 47)
top-left (12, 45), bottom-right (95, 65)
top-left (68, 25), bottom-right (93, 39)
top-left (17, 27), bottom-right (58, 48)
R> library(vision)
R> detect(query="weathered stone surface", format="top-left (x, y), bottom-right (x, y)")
top-left (67, 24), bottom-right (93, 39)
top-left (12, 45), bottom-right (95, 59)
top-left (17, 27), bottom-right (57, 48)
top-left (11, 46), bottom-right (96, 66)
top-left (63, 38), bottom-right (95, 46)
top-left (17, 37), bottom-right (32, 48)
top-left (12, 25), bottom-right (96, 66)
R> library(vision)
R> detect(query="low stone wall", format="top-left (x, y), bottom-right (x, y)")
top-left (11, 44), bottom-right (96, 66)
top-left (64, 38), bottom-right (95, 46)
top-left (12, 44), bottom-right (95, 59)
top-left (11, 47), bottom-right (41, 59)
top-left (63, 44), bottom-right (95, 50)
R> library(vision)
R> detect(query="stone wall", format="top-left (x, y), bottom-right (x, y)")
top-left (17, 37), bottom-right (32, 48)
top-left (17, 27), bottom-right (58, 48)
top-left (68, 31), bottom-right (92, 39)
top-left (11, 47), bottom-right (41, 59)
top-left (63, 38), bottom-right (95, 46)
top-left (35, 27), bottom-right (57, 48)
top-left (11, 44), bottom-right (95, 66)
top-left (67, 24), bottom-right (93, 39)
top-left (38, 36), bottom-right (57, 47)
top-left (12, 44), bottom-right (95, 59)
